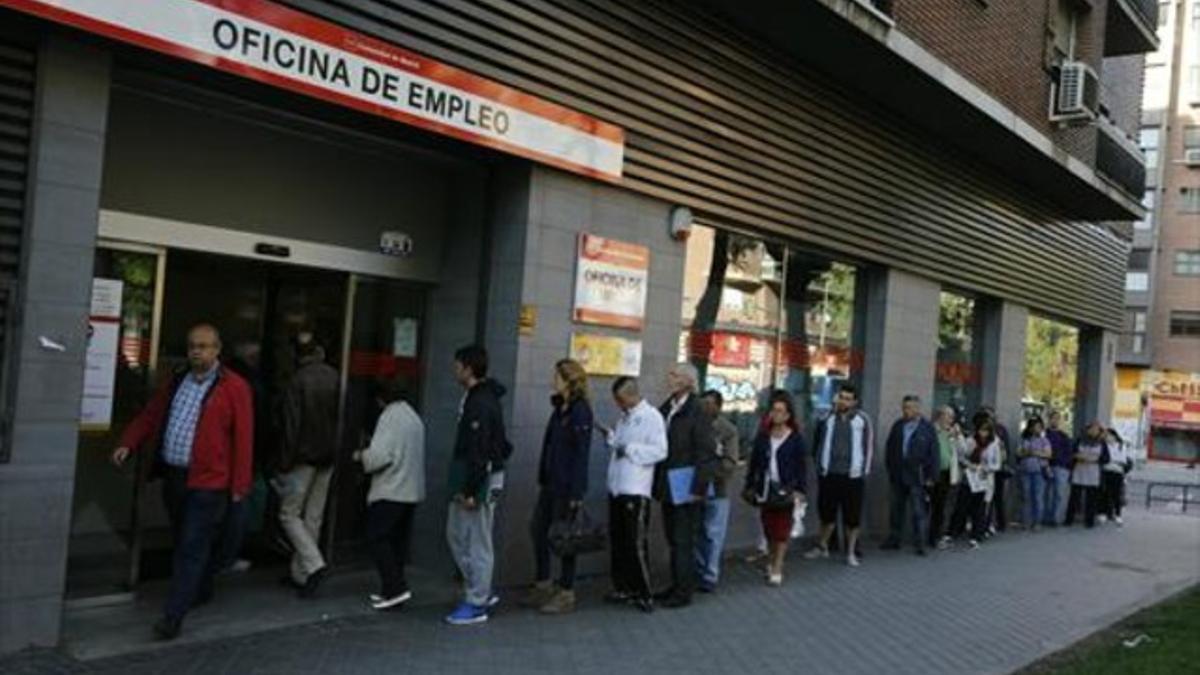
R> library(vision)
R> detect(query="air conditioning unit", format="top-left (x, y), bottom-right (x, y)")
top-left (1050, 62), bottom-right (1100, 123)
top-left (1185, 149), bottom-right (1200, 166)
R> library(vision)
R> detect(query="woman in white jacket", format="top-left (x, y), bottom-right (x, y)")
top-left (1101, 428), bottom-right (1131, 526)
top-left (941, 411), bottom-right (1001, 550)
top-left (352, 382), bottom-right (426, 610)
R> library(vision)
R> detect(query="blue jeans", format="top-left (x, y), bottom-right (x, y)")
top-left (1021, 471), bottom-right (1045, 527)
top-left (887, 482), bottom-right (929, 549)
top-left (164, 489), bottom-right (229, 622)
top-left (694, 497), bottom-right (731, 587)
top-left (1044, 467), bottom-right (1071, 525)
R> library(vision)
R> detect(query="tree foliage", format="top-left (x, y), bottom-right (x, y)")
top-left (1024, 315), bottom-right (1079, 419)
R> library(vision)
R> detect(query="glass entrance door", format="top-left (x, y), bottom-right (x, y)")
top-left (326, 275), bottom-right (426, 559)
top-left (66, 242), bottom-right (165, 603)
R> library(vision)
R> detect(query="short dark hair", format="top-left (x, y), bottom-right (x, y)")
top-left (454, 345), bottom-right (488, 379)
top-left (612, 376), bottom-right (638, 396)
top-left (838, 382), bottom-right (858, 400)
top-left (701, 389), bottom-right (724, 407)
top-left (902, 394), bottom-right (921, 405)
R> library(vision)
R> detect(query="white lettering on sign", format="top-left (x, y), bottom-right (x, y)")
top-left (3, 0), bottom-right (625, 180)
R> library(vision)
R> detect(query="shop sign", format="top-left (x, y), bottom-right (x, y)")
top-left (3, 0), bottom-right (625, 180)
top-left (573, 233), bottom-right (649, 331)
top-left (1148, 372), bottom-right (1200, 430)
top-left (80, 278), bottom-right (123, 430)
top-left (570, 333), bottom-right (641, 377)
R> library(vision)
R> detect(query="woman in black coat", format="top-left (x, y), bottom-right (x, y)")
top-left (522, 358), bottom-right (593, 615)
top-left (743, 391), bottom-right (807, 587)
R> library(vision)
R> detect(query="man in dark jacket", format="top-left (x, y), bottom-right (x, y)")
top-left (112, 324), bottom-right (253, 641)
top-left (274, 333), bottom-right (340, 598)
top-left (882, 395), bottom-right (939, 555)
top-left (654, 363), bottom-right (719, 609)
top-left (445, 345), bottom-right (510, 626)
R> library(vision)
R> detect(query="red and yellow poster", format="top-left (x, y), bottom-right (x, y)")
top-left (573, 234), bottom-right (650, 331)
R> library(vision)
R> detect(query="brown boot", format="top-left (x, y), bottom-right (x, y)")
top-left (539, 588), bottom-right (576, 615)
top-left (519, 580), bottom-right (555, 608)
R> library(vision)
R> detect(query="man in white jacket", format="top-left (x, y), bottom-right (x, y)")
top-left (600, 376), bottom-right (668, 612)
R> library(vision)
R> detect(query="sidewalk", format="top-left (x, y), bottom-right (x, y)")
top-left (5, 506), bottom-right (1199, 675)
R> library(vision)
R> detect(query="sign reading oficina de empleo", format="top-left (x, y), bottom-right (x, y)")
top-left (2, 0), bottom-right (625, 181)
top-left (573, 233), bottom-right (650, 331)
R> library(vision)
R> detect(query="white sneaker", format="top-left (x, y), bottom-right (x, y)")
top-left (767, 573), bottom-right (783, 587)
top-left (803, 546), bottom-right (830, 560)
top-left (1098, 515), bottom-right (1108, 524)
top-left (967, 539), bottom-right (980, 550)
top-left (371, 590), bottom-right (412, 610)
top-left (936, 536), bottom-right (953, 551)
top-left (846, 554), bottom-right (861, 568)
top-left (1115, 516), bottom-right (1124, 526)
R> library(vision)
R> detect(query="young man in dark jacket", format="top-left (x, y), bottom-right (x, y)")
top-left (112, 324), bottom-right (253, 641)
top-left (274, 334), bottom-right (340, 597)
top-left (445, 345), bottom-right (509, 625)
top-left (882, 395), bottom-right (939, 555)
top-left (695, 389), bottom-right (740, 592)
top-left (654, 363), bottom-right (719, 609)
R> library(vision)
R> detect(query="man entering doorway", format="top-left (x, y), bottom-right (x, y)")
top-left (275, 333), bottom-right (340, 598)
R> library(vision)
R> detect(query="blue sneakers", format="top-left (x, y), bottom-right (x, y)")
top-left (444, 601), bottom-right (488, 625)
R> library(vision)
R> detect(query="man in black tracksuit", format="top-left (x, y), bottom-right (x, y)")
top-left (654, 363), bottom-right (719, 609)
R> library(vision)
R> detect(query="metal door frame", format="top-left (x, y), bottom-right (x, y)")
top-left (65, 239), bottom-right (167, 610)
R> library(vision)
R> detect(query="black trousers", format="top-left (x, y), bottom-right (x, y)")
top-left (928, 471), bottom-right (953, 546)
top-left (531, 489), bottom-right (577, 590)
top-left (163, 488), bottom-right (229, 622)
top-left (990, 471), bottom-right (1011, 531)
top-left (1101, 472), bottom-right (1125, 519)
top-left (609, 495), bottom-right (652, 600)
top-left (662, 501), bottom-right (701, 600)
top-left (1067, 485), bottom-right (1100, 527)
top-left (366, 500), bottom-right (417, 598)
top-left (947, 484), bottom-right (986, 540)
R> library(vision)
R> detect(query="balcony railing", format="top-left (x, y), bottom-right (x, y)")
top-left (869, 0), bottom-right (894, 16)
top-left (1097, 129), bottom-right (1148, 203)
top-left (1106, 0), bottom-right (1160, 56)
top-left (1126, 0), bottom-right (1159, 27)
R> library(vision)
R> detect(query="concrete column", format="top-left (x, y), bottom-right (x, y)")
top-left (1075, 327), bottom-right (1118, 429)
top-left (0, 36), bottom-right (110, 653)
top-left (478, 164), bottom-right (681, 584)
top-left (854, 267), bottom-right (941, 536)
top-left (976, 299), bottom-right (1030, 435)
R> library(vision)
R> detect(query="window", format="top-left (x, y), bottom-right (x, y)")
top-left (1181, 187), bottom-right (1200, 212)
top-left (1140, 127), bottom-right (1161, 170)
top-left (1175, 250), bottom-right (1200, 275)
top-left (1190, 66), bottom-right (1200, 103)
top-left (1049, 0), bottom-right (1079, 61)
top-left (1128, 248), bottom-right (1151, 270)
top-left (1126, 309), bottom-right (1148, 354)
top-left (1136, 189), bottom-right (1157, 230)
top-left (1144, 65), bottom-right (1169, 110)
top-left (1158, 2), bottom-right (1170, 28)
top-left (1185, 126), bottom-right (1200, 152)
top-left (1126, 272), bottom-right (1150, 291)
top-left (680, 224), bottom-right (859, 432)
top-left (935, 291), bottom-right (980, 414)
top-left (1169, 310), bottom-right (1200, 337)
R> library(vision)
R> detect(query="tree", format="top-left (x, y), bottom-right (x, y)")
top-left (1024, 316), bottom-right (1079, 421)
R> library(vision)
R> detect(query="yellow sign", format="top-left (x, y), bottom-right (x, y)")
top-left (519, 305), bottom-right (537, 337)
top-left (569, 333), bottom-right (642, 377)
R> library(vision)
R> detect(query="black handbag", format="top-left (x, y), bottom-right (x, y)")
top-left (548, 506), bottom-right (608, 557)
top-left (761, 480), bottom-right (795, 510)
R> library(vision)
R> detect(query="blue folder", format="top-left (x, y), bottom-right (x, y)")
top-left (667, 466), bottom-right (716, 505)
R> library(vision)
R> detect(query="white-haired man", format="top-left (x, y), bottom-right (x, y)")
top-left (653, 363), bottom-right (719, 609)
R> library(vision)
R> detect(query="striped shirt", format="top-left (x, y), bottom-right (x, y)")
top-left (161, 366), bottom-right (219, 468)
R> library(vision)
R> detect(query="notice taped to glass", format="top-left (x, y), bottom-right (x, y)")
top-left (573, 233), bottom-right (650, 331)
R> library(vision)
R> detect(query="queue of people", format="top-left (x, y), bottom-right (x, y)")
top-left (112, 324), bottom-right (1132, 639)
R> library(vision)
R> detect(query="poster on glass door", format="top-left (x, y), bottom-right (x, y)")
top-left (80, 278), bottom-right (123, 431)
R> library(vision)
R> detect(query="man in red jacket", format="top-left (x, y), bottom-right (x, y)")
top-left (111, 323), bottom-right (254, 641)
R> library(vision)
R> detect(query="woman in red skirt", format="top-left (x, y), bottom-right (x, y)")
top-left (742, 392), bottom-right (808, 586)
